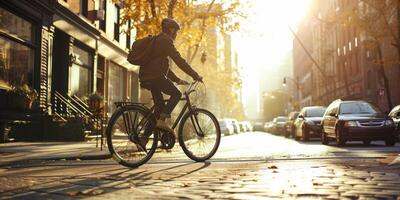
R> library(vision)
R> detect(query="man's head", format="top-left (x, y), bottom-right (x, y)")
top-left (161, 18), bottom-right (180, 40)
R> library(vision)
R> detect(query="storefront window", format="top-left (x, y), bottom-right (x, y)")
top-left (0, 7), bottom-right (35, 87)
top-left (69, 45), bottom-right (92, 98)
top-left (108, 63), bottom-right (124, 114)
top-left (0, 7), bottom-right (34, 42)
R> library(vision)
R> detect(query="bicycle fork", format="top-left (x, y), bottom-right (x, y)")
top-left (190, 110), bottom-right (205, 137)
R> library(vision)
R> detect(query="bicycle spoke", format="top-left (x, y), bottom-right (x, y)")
top-left (107, 106), bottom-right (158, 168)
top-left (179, 109), bottom-right (220, 161)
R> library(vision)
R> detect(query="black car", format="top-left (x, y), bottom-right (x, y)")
top-left (389, 105), bottom-right (400, 141)
top-left (294, 106), bottom-right (326, 141)
top-left (286, 111), bottom-right (299, 138)
top-left (321, 100), bottom-right (397, 146)
top-left (272, 116), bottom-right (289, 135)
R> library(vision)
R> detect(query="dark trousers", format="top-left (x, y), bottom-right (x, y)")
top-left (141, 77), bottom-right (182, 119)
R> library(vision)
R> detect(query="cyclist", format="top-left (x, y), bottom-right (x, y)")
top-left (140, 18), bottom-right (203, 137)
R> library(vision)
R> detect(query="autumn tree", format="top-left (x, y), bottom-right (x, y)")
top-left (116, 0), bottom-right (245, 119)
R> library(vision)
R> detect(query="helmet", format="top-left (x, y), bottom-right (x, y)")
top-left (161, 18), bottom-right (181, 31)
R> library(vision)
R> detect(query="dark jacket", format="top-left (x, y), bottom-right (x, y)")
top-left (139, 32), bottom-right (200, 82)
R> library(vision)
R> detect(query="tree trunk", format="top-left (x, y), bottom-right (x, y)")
top-left (377, 43), bottom-right (393, 110)
top-left (168, 0), bottom-right (178, 18)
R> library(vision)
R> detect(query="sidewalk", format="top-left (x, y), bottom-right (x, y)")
top-left (0, 141), bottom-right (110, 166)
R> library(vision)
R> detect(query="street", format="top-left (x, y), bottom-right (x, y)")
top-left (1, 132), bottom-right (400, 199)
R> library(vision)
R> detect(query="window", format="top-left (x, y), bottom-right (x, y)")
top-left (0, 7), bottom-right (35, 87)
top-left (126, 20), bottom-right (131, 49)
top-left (113, 4), bottom-right (120, 41)
top-left (99, 0), bottom-right (107, 31)
top-left (69, 45), bottom-right (92, 98)
top-left (339, 102), bottom-right (381, 114)
top-left (355, 37), bottom-right (358, 47)
top-left (349, 42), bottom-right (352, 51)
top-left (80, 0), bottom-right (88, 17)
top-left (108, 62), bottom-right (125, 114)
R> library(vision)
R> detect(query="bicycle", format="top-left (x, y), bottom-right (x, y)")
top-left (106, 81), bottom-right (221, 168)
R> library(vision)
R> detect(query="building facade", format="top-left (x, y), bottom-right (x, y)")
top-left (1, 0), bottom-right (140, 116)
top-left (293, 0), bottom-right (400, 111)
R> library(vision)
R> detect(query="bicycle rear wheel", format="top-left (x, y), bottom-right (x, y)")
top-left (178, 108), bottom-right (221, 162)
top-left (106, 106), bottom-right (158, 168)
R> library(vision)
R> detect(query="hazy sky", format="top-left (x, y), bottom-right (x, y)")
top-left (234, 0), bottom-right (312, 117)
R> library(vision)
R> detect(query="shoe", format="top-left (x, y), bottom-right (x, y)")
top-left (156, 119), bottom-right (174, 133)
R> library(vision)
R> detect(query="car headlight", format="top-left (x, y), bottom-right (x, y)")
top-left (344, 121), bottom-right (358, 127)
top-left (385, 120), bottom-right (394, 126)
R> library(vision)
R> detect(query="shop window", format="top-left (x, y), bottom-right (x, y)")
top-left (69, 45), bottom-right (92, 98)
top-left (0, 7), bottom-right (35, 87)
top-left (108, 62), bottom-right (125, 114)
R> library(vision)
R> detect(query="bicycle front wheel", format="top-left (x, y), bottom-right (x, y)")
top-left (106, 106), bottom-right (158, 168)
top-left (178, 108), bottom-right (221, 162)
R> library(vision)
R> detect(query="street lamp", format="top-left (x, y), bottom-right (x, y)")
top-left (282, 76), bottom-right (301, 110)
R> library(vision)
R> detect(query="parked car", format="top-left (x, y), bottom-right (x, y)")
top-left (264, 121), bottom-right (274, 133)
top-left (253, 122), bottom-right (264, 131)
top-left (388, 105), bottom-right (400, 141)
top-left (272, 116), bottom-right (289, 135)
top-left (294, 106), bottom-right (326, 141)
top-left (228, 119), bottom-right (241, 134)
top-left (321, 100), bottom-right (397, 146)
top-left (286, 111), bottom-right (299, 138)
top-left (244, 121), bottom-right (253, 132)
top-left (238, 122), bottom-right (247, 132)
top-left (218, 120), bottom-right (234, 136)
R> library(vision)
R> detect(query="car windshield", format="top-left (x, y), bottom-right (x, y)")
top-left (305, 108), bottom-right (326, 117)
top-left (275, 117), bottom-right (288, 122)
top-left (339, 102), bottom-right (381, 114)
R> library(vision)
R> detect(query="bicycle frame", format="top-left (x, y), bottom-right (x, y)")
top-left (149, 81), bottom-right (199, 130)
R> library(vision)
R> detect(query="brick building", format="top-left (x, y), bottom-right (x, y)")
top-left (293, 0), bottom-right (400, 111)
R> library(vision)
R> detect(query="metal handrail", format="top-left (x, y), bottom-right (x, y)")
top-left (54, 91), bottom-right (88, 117)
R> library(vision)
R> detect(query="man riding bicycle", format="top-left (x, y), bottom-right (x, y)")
top-left (140, 18), bottom-right (203, 136)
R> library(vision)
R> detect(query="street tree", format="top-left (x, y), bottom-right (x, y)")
top-left (116, 0), bottom-right (245, 119)
top-left (345, 0), bottom-right (399, 109)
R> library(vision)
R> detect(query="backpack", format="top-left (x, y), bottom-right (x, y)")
top-left (127, 35), bottom-right (158, 66)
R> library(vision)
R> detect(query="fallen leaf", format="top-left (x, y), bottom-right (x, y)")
top-left (181, 183), bottom-right (191, 187)
top-left (66, 191), bottom-right (80, 196)
top-left (91, 189), bottom-right (104, 195)
top-left (268, 165), bottom-right (278, 169)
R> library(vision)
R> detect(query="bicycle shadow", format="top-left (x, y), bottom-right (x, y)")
top-left (0, 161), bottom-right (212, 199)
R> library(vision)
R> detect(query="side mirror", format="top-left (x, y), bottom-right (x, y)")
top-left (298, 115), bottom-right (304, 119)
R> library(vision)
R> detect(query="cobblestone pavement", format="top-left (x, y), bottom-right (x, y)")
top-left (1, 159), bottom-right (400, 199)
top-left (1, 132), bottom-right (400, 199)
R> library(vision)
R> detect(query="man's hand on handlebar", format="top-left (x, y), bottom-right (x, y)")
top-left (194, 75), bottom-right (203, 83)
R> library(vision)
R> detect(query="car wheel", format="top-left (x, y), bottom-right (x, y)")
top-left (362, 140), bottom-right (371, 145)
top-left (321, 131), bottom-right (329, 145)
top-left (385, 138), bottom-right (396, 146)
top-left (302, 125), bottom-right (309, 141)
top-left (335, 128), bottom-right (346, 147)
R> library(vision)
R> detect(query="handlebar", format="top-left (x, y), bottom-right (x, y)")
top-left (185, 80), bottom-right (200, 95)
